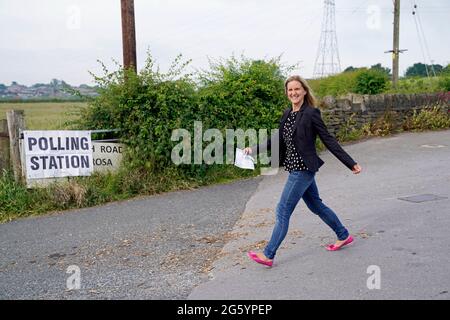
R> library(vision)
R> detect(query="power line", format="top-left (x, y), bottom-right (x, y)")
top-left (336, 6), bottom-right (450, 13)
top-left (411, 1), bottom-right (430, 77)
top-left (411, 0), bottom-right (437, 77)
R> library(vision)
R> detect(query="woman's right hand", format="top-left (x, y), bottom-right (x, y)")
top-left (243, 147), bottom-right (253, 155)
top-left (352, 164), bottom-right (362, 174)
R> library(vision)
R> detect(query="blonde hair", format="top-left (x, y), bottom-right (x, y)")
top-left (284, 75), bottom-right (317, 107)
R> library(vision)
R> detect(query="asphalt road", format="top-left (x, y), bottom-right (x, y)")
top-left (0, 176), bottom-right (260, 299)
top-left (1, 130), bottom-right (449, 300)
top-left (189, 130), bottom-right (450, 300)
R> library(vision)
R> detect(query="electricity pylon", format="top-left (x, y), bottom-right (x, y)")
top-left (313, 0), bottom-right (341, 78)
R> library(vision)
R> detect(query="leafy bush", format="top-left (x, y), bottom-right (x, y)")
top-left (78, 53), bottom-right (291, 179)
top-left (309, 70), bottom-right (362, 98)
top-left (310, 70), bottom-right (445, 97)
top-left (79, 54), bottom-right (199, 172)
top-left (309, 68), bottom-right (390, 98)
top-left (386, 76), bottom-right (447, 94)
top-left (354, 69), bottom-right (388, 95)
top-left (403, 106), bottom-right (450, 131)
top-left (197, 55), bottom-right (290, 132)
top-left (368, 111), bottom-right (399, 136)
top-left (336, 114), bottom-right (368, 141)
top-left (438, 77), bottom-right (450, 91)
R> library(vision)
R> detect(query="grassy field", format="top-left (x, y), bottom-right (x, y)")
top-left (0, 101), bottom-right (87, 130)
top-left (386, 76), bottom-right (446, 94)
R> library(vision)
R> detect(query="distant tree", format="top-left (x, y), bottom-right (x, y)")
top-left (343, 66), bottom-right (358, 73)
top-left (370, 63), bottom-right (391, 76)
top-left (0, 83), bottom-right (6, 91)
top-left (405, 63), bottom-right (426, 77)
top-left (343, 64), bottom-right (390, 76)
top-left (50, 79), bottom-right (59, 87)
top-left (405, 62), bottom-right (443, 77)
top-left (442, 64), bottom-right (450, 75)
top-left (11, 81), bottom-right (18, 86)
top-left (32, 83), bottom-right (47, 88)
top-left (430, 64), bottom-right (444, 75)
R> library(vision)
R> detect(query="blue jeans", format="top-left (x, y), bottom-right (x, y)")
top-left (263, 170), bottom-right (349, 259)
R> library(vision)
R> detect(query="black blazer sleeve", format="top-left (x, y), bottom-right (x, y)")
top-left (312, 108), bottom-right (357, 170)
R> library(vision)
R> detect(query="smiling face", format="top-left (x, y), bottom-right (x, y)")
top-left (286, 80), bottom-right (306, 107)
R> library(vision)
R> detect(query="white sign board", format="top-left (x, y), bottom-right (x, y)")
top-left (92, 142), bottom-right (124, 172)
top-left (23, 130), bottom-right (93, 179)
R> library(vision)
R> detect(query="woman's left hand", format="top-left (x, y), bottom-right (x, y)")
top-left (352, 164), bottom-right (362, 174)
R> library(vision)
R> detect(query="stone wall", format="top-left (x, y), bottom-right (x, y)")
top-left (320, 92), bottom-right (450, 136)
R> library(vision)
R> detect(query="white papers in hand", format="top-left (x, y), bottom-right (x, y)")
top-left (234, 148), bottom-right (255, 170)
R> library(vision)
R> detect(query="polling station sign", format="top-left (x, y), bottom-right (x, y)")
top-left (23, 130), bottom-right (94, 179)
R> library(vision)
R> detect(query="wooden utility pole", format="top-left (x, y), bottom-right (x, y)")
top-left (6, 110), bottom-right (25, 183)
top-left (392, 0), bottom-right (400, 88)
top-left (121, 0), bottom-right (137, 72)
top-left (0, 119), bottom-right (10, 172)
top-left (385, 0), bottom-right (407, 89)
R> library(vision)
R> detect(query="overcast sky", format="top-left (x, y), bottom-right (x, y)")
top-left (1, 0), bottom-right (449, 86)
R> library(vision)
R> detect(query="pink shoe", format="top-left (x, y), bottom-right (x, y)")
top-left (247, 251), bottom-right (273, 267)
top-left (326, 235), bottom-right (354, 251)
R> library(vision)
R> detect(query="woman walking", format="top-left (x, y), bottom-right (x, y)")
top-left (245, 75), bottom-right (362, 267)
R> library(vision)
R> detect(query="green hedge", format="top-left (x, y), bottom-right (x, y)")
top-left (78, 54), bottom-right (291, 179)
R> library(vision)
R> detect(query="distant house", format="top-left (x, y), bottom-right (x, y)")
top-left (7, 83), bottom-right (27, 94)
top-left (0, 80), bottom-right (99, 101)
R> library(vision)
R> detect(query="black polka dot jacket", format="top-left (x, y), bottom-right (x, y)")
top-left (255, 103), bottom-right (357, 172)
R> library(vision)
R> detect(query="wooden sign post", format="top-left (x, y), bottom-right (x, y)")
top-left (0, 119), bottom-right (10, 172)
top-left (6, 110), bottom-right (25, 182)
